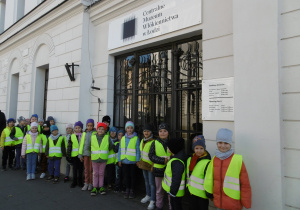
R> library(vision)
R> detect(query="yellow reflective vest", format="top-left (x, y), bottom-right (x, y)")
top-left (3, 128), bottom-right (15, 146)
top-left (140, 139), bottom-right (154, 165)
top-left (41, 134), bottom-right (48, 153)
top-left (79, 131), bottom-right (97, 155)
top-left (186, 157), bottom-right (210, 198)
top-left (120, 136), bottom-right (138, 162)
top-left (162, 158), bottom-right (186, 197)
top-left (91, 134), bottom-right (109, 161)
top-left (26, 134), bottom-right (42, 154)
top-left (153, 140), bottom-right (171, 169)
top-left (204, 154), bottom-right (243, 200)
top-left (48, 136), bottom-right (64, 158)
top-left (14, 127), bottom-right (24, 145)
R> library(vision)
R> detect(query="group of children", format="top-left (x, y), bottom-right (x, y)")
top-left (1, 114), bottom-right (252, 210)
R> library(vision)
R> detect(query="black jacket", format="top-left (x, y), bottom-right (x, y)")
top-left (9, 125), bottom-right (26, 148)
top-left (149, 138), bottom-right (168, 177)
top-left (169, 149), bottom-right (187, 196)
top-left (0, 111), bottom-right (6, 135)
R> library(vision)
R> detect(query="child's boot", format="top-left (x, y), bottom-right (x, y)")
top-left (129, 189), bottom-right (135, 199)
top-left (124, 188), bottom-right (130, 199)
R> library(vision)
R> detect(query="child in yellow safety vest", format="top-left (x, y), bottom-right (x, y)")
top-left (64, 123), bottom-right (73, 183)
top-left (163, 137), bottom-right (187, 210)
top-left (79, 119), bottom-right (96, 191)
top-left (69, 121), bottom-right (84, 188)
top-left (9, 116), bottom-right (26, 170)
top-left (39, 121), bottom-right (51, 179)
top-left (186, 135), bottom-right (211, 210)
top-left (138, 123), bottom-right (156, 210)
top-left (90, 122), bottom-right (114, 196)
top-left (148, 122), bottom-right (171, 210)
top-left (21, 122), bottom-right (43, 180)
top-left (118, 121), bottom-right (140, 199)
top-left (203, 128), bottom-right (252, 210)
top-left (114, 129), bottom-right (125, 193)
top-left (45, 125), bottom-right (66, 184)
top-left (1, 118), bottom-right (17, 170)
top-left (105, 126), bottom-right (118, 190)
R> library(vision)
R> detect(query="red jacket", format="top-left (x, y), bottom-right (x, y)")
top-left (212, 153), bottom-right (251, 210)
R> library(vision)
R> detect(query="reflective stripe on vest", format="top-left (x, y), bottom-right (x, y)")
top-left (91, 135), bottom-right (109, 161)
top-left (107, 141), bottom-right (118, 165)
top-left (4, 128), bottom-right (14, 146)
top-left (153, 140), bottom-right (171, 169)
top-left (186, 157), bottom-right (210, 198)
top-left (48, 136), bottom-right (63, 157)
top-left (14, 127), bottom-right (24, 145)
top-left (162, 158), bottom-right (186, 197)
top-left (204, 154), bottom-right (243, 200)
top-left (26, 134), bottom-right (42, 154)
top-left (139, 139), bottom-right (154, 165)
top-left (120, 136), bottom-right (138, 162)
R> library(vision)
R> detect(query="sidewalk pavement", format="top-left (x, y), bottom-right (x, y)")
top-left (0, 168), bottom-right (147, 210)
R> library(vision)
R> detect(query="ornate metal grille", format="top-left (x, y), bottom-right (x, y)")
top-left (114, 37), bottom-right (202, 152)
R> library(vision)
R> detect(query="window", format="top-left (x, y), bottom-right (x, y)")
top-left (0, 0), bottom-right (6, 33)
top-left (114, 37), bottom-right (203, 152)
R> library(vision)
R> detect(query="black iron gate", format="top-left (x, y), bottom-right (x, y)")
top-left (114, 37), bottom-right (202, 152)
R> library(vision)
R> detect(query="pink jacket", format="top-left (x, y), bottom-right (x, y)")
top-left (21, 132), bottom-right (42, 156)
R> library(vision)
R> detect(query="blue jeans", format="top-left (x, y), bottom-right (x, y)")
top-left (26, 153), bottom-right (38, 175)
top-left (48, 159), bottom-right (61, 177)
top-left (15, 147), bottom-right (25, 168)
top-left (143, 169), bottom-right (156, 201)
top-left (65, 162), bottom-right (71, 176)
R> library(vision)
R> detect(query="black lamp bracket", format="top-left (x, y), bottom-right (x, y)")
top-left (65, 63), bottom-right (79, 81)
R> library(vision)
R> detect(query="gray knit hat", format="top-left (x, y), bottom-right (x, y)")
top-left (18, 116), bottom-right (26, 123)
top-left (216, 128), bottom-right (233, 145)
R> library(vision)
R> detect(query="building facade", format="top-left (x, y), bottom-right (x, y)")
top-left (0, 0), bottom-right (299, 209)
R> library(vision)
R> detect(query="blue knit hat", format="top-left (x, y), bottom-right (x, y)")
top-left (109, 127), bottom-right (118, 133)
top-left (7, 118), bottom-right (16, 124)
top-left (50, 125), bottom-right (58, 132)
top-left (192, 135), bottom-right (206, 150)
top-left (125, 121), bottom-right (134, 130)
top-left (216, 128), bottom-right (233, 145)
top-left (31, 114), bottom-right (38, 119)
top-left (117, 129), bottom-right (124, 135)
top-left (47, 116), bottom-right (55, 122)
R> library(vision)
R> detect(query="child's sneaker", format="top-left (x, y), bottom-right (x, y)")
top-left (31, 173), bottom-right (35, 180)
top-left (64, 176), bottom-right (69, 183)
top-left (147, 201), bottom-right (155, 210)
top-left (40, 173), bottom-right (46, 179)
top-left (88, 184), bottom-right (93, 191)
top-left (99, 187), bottom-right (106, 195)
top-left (129, 190), bottom-right (135, 199)
top-left (26, 174), bottom-right (31, 181)
top-left (90, 187), bottom-right (98, 196)
top-left (124, 189), bottom-right (130, 199)
top-left (114, 187), bottom-right (120, 193)
top-left (53, 177), bottom-right (59, 184)
top-left (141, 195), bottom-right (151, 203)
top-left (81, 183), bottom-right (88, 191)
top-left (46, 175), bottom-right (54, 181)
top-left (107, 184), bottom-right (112, 190)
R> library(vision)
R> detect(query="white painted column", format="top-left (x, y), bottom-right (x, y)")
top-left (233, 0), bottom-right (283, 209)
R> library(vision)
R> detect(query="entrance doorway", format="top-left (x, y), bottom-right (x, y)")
top-left (34, 65), bottom-right (49, 119)
top-left (114, 37), bottom-right (202, 152)
top-left (9, 73), bottom-right (19, 119)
